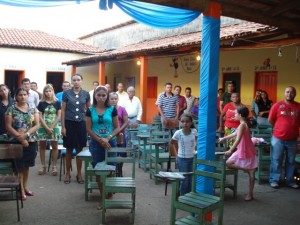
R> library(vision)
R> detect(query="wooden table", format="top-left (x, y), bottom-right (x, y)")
top-left (76, 149), bottom-right (96, 201)
top-left (137, 133), bottom-right (150, 172)
top-left (255, 143), bottom-right (271, 184)
top-left (94, 161), bottom-right (116, 214)
top-left (148, 139), bottom-right (171, 184)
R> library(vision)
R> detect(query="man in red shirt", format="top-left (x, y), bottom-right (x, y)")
top-left (268, 86), bottom-right (300, 189)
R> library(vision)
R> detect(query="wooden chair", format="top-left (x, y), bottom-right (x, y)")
top-left (215, 146), bottom-right (238, 198)
top-left (253, 133), bottom-right (272, 184)
top-left (101, 147), bottom-right (136, 224)
top-left (0, 143), bottom-right (23, 221)
top-left (170, 158), bottom-right (226, 225)
top-left (149, 130), bottom-right (175, 184)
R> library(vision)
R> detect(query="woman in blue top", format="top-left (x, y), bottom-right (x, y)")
top-left (86, 85), bottom-right (119, 206)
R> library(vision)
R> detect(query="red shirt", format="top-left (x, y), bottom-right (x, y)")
top-left (178, 95), bottom-right (187, 116)
top-left (223, 103), bottom-right (241, 128)
top-left (269, 100), bottom-right (300, 140)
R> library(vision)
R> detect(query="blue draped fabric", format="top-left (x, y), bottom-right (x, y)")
top-left (113, 0), bottom-right (201, 29)
top-left (196, 16), bottom-right (220, 194)
top-left (0, 0), bottom-right (91, 7)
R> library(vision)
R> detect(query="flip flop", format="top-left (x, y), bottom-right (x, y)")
top-left (76, 176), bottom-right (84, 184)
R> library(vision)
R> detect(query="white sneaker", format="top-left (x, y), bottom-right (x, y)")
top-left (270, 182), bottom-right (279, 188)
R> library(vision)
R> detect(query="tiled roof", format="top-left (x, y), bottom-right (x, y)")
top-left (0, 28), bottom-right (104, 54)
top-left (63, 22), bottom-right (278, 65)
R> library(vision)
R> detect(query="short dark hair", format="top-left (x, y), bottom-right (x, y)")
top-left (21, 78), bottom-right (30, 84)
top-left (236, 105), bottom-right (249, 118)
top-left (62, 81), bottom-right (70, 85)
top-left (185, 87), bottom-right (191, 91)
top-left (71, 74), bottom-right (83, 80)
top-left (164, 82), bottom-right (172, 87)
top-left (218, 88), bottom-right (224, 92)
top-left (31, 82), bottom-right (37, 85)
top-left (174, 85), bottom-right (181, 90)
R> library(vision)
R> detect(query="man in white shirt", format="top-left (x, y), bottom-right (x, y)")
top-left (123, 86), bottom-right (143, 127)
top-left (89, 81), bottom-right (99, 104)
top-left (22, 78), bottom-right (39, 108)
top-left (116, 83), bottom-right (129, 106)
top-left (184, 87), bottom-right (195, 113)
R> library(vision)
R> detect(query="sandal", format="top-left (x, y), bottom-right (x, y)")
top-left (64, 175), bottom-right (71, 184)
top-left (52, 166), bottom-right (57, 176)
top-left (18, 194), bottom-right (27, 201)
top-left (76, 176), bottom-right (84, 184)
top-left (25, 190), bottom-right (34, 196)
top-left (38, 166), bottom-right (46, 175)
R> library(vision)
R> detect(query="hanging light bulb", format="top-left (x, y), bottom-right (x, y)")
top-left (136, 60), bottom-right (141, 66)
top-left (196, 55), bottom-right (201, 61)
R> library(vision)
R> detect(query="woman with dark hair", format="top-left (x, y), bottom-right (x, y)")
top-left (5, 87), bottom-right (39, 200)
top-left (61, 74), bottom-right (90, 184)
top-left (0, 84), bottom-right (14, 136)
top-left (219, 106), bottom-right (257, 201)
top-left (86, 86), bottom-right (119, 207)
top-left (109, 92), bottom-right (128, 176)
top-left (257, 90), bottom-right (272, 125)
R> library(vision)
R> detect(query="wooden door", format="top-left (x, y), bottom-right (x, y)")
top-left (146, 76), bottom-right (158, 123)
top-left (254, 71), bottom-right (277, 103)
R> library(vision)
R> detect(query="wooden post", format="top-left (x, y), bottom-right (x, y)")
top-left (71, 65), bottom-right (76, 74)
top-left (139, 56), bottom-right (148, 123)
top-left (98, 61), bottom-right (106, 85)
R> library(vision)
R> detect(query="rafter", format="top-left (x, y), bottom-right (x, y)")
top-left (136, 0), bottom-right (300, 32)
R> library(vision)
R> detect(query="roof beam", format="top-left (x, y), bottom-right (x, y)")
top-left (266, 0), bottom-right (300, 16)
top-left (136, 0), bottom-right (300, 32)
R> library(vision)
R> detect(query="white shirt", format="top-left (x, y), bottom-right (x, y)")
top-left (28, 89), bottom-right (39, 108)
top-left (172, 128), bottom-right (197, 158)
top-left (122, 96), bottom-right (143, 121)
top-left (89, 90), bottom-right (94, 104)
top-left (184, 95), bottom-right (195, 113)
top-left (117, 91), bottom-right (129, 106)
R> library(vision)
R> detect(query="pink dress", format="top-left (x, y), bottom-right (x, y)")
top-left (227, 125), bottom-right (258, 169)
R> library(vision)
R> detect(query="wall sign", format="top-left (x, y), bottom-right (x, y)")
top-left (179, 55), bottom-right (200, 73)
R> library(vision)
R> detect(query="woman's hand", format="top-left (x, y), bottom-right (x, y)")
top-left (225, 149), bottom-right (233, 156)
top-left (46, 127), bottom-right (53, 135)
top-left (218, 137), bottom-right (225, 143)
top-left (98, 137), bottom-right (111, 150)
top-left (61, 127), bottom-right (66, 137)
top-left (16, 133), bottom-right (27, 142)
top-left (21, 140), bottom-right (29, 147)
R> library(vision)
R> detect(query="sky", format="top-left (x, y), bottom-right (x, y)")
top-left (0, 1), bottom-right (132, 40)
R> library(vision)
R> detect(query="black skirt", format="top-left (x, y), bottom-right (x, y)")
top-left (15, 142), bottom-right (38, 169)
top-left (63, 120), bottom-right (87, 149)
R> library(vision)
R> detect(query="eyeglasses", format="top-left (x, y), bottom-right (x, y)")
top-left (98, 115), bottom-right (103, 124)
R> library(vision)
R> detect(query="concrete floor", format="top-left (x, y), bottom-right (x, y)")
top-left (1, 151), bottom-right (300, 225)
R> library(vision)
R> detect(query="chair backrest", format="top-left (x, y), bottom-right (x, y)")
top-left (105, 147), bottom-right (136, 178)
top-left (191, 158), bottom-right (226, 199)
top-left (0, 144), bottom-right (23, 160)
top-left (150, 130), bottom-right (171, 141)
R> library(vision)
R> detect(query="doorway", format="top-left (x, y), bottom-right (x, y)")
top-left (222, 72), bottom-right (241, 94)
top-left (254, 71), bottom-right (277, 103)
top-left (4, 70), bottom-right (25, 98)
top-left (46, 72), bottom-right (64, 93)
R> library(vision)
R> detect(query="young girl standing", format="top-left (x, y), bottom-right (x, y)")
top-left (219, 105), bottom-right (258, 201)
top-left (170, 113), bottom-right (197, 195)
top-left (37, 84), bottom-right (61, 176)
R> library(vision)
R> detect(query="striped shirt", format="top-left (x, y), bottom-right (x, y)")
top-left (156, 92), bottom-right (179, 119)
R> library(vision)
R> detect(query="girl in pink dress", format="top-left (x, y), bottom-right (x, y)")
top-left (219, 105), bottom-right (257, 201)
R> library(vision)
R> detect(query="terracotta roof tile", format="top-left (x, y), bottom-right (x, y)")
top-left (63, 22), bottom-right (276, 65)
top-left (0, 28), bottom-right (104, 54)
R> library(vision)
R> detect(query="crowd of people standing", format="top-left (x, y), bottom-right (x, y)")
top-left (0, 75), bottom-right (299, 204)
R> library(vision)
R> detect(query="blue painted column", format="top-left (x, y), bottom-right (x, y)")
top-left (196, 3), bottom-right (221, 196)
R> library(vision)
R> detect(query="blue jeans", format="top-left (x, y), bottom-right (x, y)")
top-left (89, 139), bottom-right (117, 168)
top-left (269, 136), bottom-right (297, 185)
top-left (177, 157), bottom-right (194, 195)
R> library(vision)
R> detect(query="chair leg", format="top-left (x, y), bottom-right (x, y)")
top-left (48, 150), bottom-right (52, 172)
top-left (59, 155), bottom-right (63, 181)
top-left (16, 187), bottom-right (20, 221)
